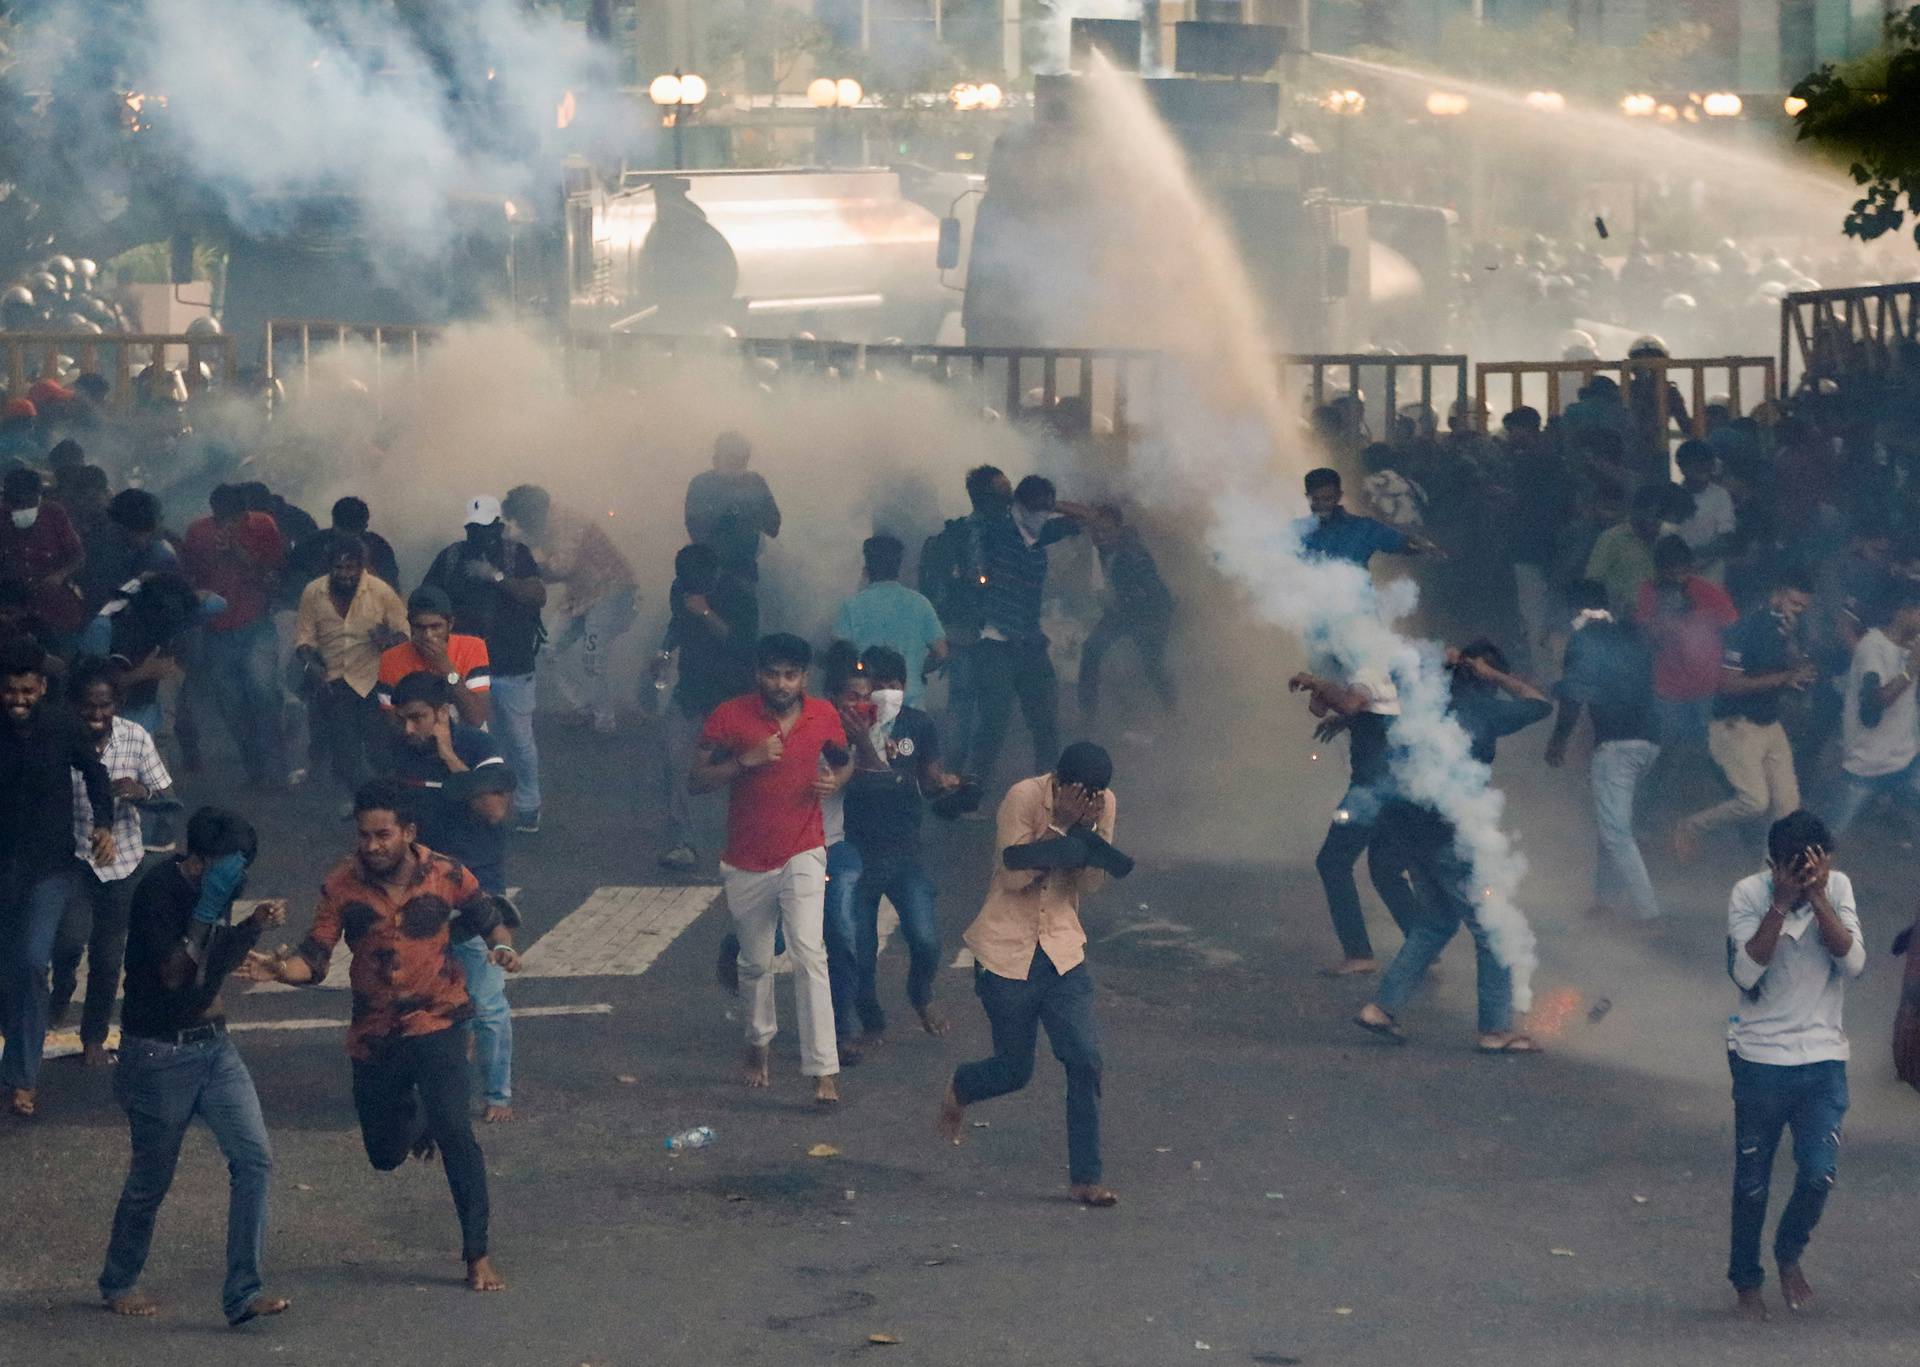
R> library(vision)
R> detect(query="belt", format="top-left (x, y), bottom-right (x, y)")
top-left (127, 1020), bottom-right (227, 1047)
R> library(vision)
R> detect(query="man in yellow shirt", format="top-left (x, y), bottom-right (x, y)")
top-left (292, 538), bottom-right (407, 811)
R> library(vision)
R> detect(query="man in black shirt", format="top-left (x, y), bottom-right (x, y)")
top-left (653, 542), bottom-right (757, 871)
top-left (420, 496), bottom-right (547, 833)
top-left (0, 637), bottom-right (113, 1116)
top-left (1077, 505), bottom-right (1175, 724)
top-left (1288, 665), bottom-right (1424, 976)
top-left (683, 431), bottom-right (781, 582)
top-left (98, 807), bottom-right (290, 1326)
top-left (1547, 579), bottom-right (1664, 921)
top-left (288, 496), bottom-right (401, 593)
top-left (843, 646), bottom-right (961, 1042)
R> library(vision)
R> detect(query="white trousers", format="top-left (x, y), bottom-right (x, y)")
top-left (723, 848), bottom-right (838, 1077)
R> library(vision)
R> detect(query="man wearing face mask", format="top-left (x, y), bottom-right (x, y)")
top-left (0, 466), bottom-right (87, 656)
top-left (422, 497), bottom-right (547, 833)
top-left (969, 474), bottom-right (1090, 789)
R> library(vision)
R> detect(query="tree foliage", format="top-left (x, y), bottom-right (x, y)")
top-left (1352, 14), bottom-right (1713, 102)
top-left (1791, 4), bottom-right (1920, 248)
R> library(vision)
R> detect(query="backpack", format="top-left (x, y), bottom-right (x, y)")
top-left (919, 514), bottom-right (986, 631)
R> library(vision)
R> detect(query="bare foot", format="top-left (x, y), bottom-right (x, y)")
top-left (814, 1074), bottom-right (841, 1105)
top-left (1735, 1287), bottom-right (1770, 1322)
top-left (917, 1006), bottom-right (950, 1038)
top-left (1476, 1033), bottom-right (1542, 1054)
top-left (1780, 1264), bottom-right (1815, 1313)
top-left (741, 1044), bottom-right (770, 1088)
top-left (410, 1134), bottom-right (439, 1164)
top-left (466, 1256), bottom-right (507, 1292)
top-left (1071, 1183), bottom-right (1119, 1207)
top-left (227, 1294), bottom-right (290, 1326)
top-left (106, 1291), bottom-right (159, 1317)
top-left (8, 1088), bottom-right (35, 1117)
top-left (82, 1042), bottom-right (113, 1068)
top-left (482, 1104), bottom-right (515, 1124)
top-left (1318, 958), bottom-right (1378, 978)
top-left (936, 1080), bottom-right (965, 1144)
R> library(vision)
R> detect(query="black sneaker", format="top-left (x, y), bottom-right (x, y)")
top-left (514, 812), bottom-right (540, 834)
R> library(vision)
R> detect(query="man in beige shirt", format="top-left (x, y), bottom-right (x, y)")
top-left (938, 742), bottom-right (1125, 1207)
top-left (292, 537), bottom-right (407, 808)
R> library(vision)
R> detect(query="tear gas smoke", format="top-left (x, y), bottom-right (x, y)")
top-left (1030, 2), bottom-right (1147, 74)
top-left (1054, 57), bottom-right (1542, 1006)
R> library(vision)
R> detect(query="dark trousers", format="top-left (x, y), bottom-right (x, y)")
top-left (1314, 791), bottom-right (1423, 961)
top-left (970, 638), bottom-right (1059, 786)
top-left (952, 951), bottom-right (1103, 1186)
top-left (1077, 612), bottom-right (1174, 719)
top-left (1728, 1053), bottom-right (1848, 1291)
top-left (823, 840), bottom-right (862, 1041)
top-left (851, 850), bottom-right (942, 1033)
top-left (51, 866), bottom-right (135, 1045)
top-left (1, 866), bottom-right (80, 1091)
top-left (350, 1027), bottom-right (490, 1262)
top-left (100, 1032), bottom-right (272, 1322)
top-left (308, 680), bottom-right (380, 793)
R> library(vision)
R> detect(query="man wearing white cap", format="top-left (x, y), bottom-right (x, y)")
top-left (421, 497), bottom-right (549, 833)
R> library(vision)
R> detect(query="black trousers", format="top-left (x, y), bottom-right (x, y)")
top-left (350, 1027), bottom-right (490, 1261)
top-left (308, 680), bottom-right (380, 793)
top-left (969, 638), bottom-right (1059, 786)
top-left (1077, 611), bottom-right (1174, 719)
top-left (51, 866), bottom-right (134, 1046)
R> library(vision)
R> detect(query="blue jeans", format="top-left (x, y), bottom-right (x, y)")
top-left (1591, 739), bottom-right (1662, 920)
top-left (1372, 827), bottom-right (1512, 1035)
top-left (198, 620), bottom-right (284, 784)
top-left (1728, 1054), bottom-right (1848, 1291)
top-left (490, 673), bottom-right (541, 820)
top-left (850, 849), bottom-right (941, 1034)
top-left (1825, 756), bottom-right (1920, 836)
top-left (1, 868), bottom-right (79, 1091)
top-left (1314, 784), bottom-right (1422, 962)
top-left (953, 951), bottom-right (1103, 1185)
top-left (823, 841), bottom-right (862, 1041)
top-left (453, 936), bottom-right (513, 1106)
top-left (100, 1032), bottom-right (273, 1322)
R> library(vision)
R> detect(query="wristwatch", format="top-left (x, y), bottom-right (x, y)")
top-left (445, 670), bottom-right (461, 686)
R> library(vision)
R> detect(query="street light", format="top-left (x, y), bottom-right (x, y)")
top-left (1702, 91), bottom-right (1743, 117)
top-left (809, 76), bottom-right (864, 167)
top-left (1524, 90), bottom-right (1565, 114)
top-left (951, 82), bottom-right (1005, 112)
top-left (1783, 95), bottom-right (1807, 117)
top-left (1425, 90), bottom-right (1469, 117)
top-left (1620, 93), bottom-right (1656, 117)
top-left (649, 70), bottom-right (708, 169)
top-left (1324, 88), bottom-right (1365, 115)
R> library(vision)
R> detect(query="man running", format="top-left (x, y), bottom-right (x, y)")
top-left (240, 779), bottom-right (517, 1292)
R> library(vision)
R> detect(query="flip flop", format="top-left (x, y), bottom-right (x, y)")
top-left (1352, 1013), bottom-right (1407, 1045)
top-left (1477, 1035), bottom-right (1542, 1055)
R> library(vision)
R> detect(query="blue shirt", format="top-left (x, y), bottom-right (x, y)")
top-left (384, 725), bottom-right (511, 895)
top-left (833, 581), bottom-right (946, 706)
top-left (1293, 509), bottom-right (1410, 567)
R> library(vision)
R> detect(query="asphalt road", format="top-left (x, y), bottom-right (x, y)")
top-left (3, 695), bottom-right (1919, 1367)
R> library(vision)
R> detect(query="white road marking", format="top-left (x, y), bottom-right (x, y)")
top-left (517, 885), bottom-right (719, 978)
top-left (225, 1003), bottom-right (613, 1034)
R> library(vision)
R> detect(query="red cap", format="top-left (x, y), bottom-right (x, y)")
top-left (27, 379), bottom-right (74, 406)
top-left (2, 398), bottom-right (36, 420)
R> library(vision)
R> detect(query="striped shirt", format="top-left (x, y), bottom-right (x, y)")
top-left (70, 716), bottom-right (172, 883)
top-left (978, 512), bottom-right (1079, 644)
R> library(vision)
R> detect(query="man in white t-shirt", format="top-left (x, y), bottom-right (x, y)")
top-left (1829, 585), bottom-right (1920, 836)
top-left (1674, 441), bottom-right (1737, 585)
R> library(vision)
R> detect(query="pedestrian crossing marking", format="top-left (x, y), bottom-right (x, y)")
top-left (517, 885), bottom-right (720, 978)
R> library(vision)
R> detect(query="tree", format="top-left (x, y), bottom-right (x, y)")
top-left (1791, 4), bottom-right (1920, 248)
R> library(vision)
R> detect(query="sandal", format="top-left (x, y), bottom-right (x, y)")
top-left (1477, 1034), bottom-right (1542, 1055)
top-left (1352, 1012), bottom-right (1407, 1045)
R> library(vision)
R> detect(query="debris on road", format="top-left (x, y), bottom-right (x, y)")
top-left (808, 1143), bottom-right (841, 1158)
top-left (1632, 1195), bottom-right (1649, 1205)
top-left (1550, 1248), bottom-right (1577, 1257)
top-left (664, 1126), bottom-right (715, 1152)
top-left (1194, 1340), bottom-right (1211, 1350)
top-left (1588, 998), bottom-right (1612, 1024)
top-left (1334, 1307), bottom-right (1353, 1316)
top-left (868, 1332), bottom-right (900, 1345)
top-left (616, 1074), bottom-right (637, 1085)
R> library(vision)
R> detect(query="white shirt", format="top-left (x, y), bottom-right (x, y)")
top-left (1676, 481), bottom-right (1735, 554)
top-left (1726, 870), bottom-right (1865, 1065)
top-left (69, 716), bottom-right (172, 883)
top-left (1841, 628), bottom-right (1918, 778)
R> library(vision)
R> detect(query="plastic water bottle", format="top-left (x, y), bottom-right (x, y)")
top-left (664, 1125), bottom-right (715, 1152)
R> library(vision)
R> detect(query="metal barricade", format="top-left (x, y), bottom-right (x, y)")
top-left (1779, 281), bottom-right (1920, 394)
top-left (264, 319), bottom-right (439, 396)
top-left (1279, 354), bottom-right (1471, 436)
top-left (568, 333), bottom-right (1159, 453)
top-left (2, 333), bottom-right (235, 411)
top-left (1474, 356), bottom-right (1776, 436)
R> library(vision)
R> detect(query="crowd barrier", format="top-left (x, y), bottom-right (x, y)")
top-left (264, 319), bottom-right (438, 397)
top-left (1474, 356), bottom-right (1776, 437)
top-left (1279, 353), bottom-right (1471, 435)
top-left (3, 333), bottom-right (236, 411)
top-left (1779, 281), bottom-right (1920, 394)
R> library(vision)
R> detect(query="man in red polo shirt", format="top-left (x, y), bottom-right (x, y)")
top-left (181, 483), bottom-right (287, 789)
top-left (691, 633), bottom-right (851, 1103)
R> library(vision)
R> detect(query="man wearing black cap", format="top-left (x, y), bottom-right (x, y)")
top-left (421, 497), bottom-right (546, 832)
top-left (382, 671), bottom-right (519, 1123)
top-left (377, 586), bottom-right (491, 730)
top-left (937, 741), bottom-right (1127, 1207)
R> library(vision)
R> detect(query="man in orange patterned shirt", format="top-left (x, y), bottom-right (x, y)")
top-left (241, 778), bottom-right (518, 1293)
